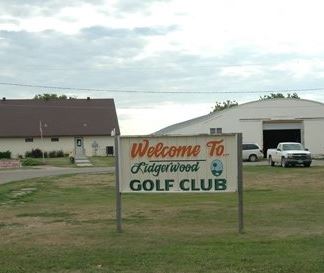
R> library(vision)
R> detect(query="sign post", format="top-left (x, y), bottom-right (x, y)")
top-left (237, 133), bottom-right (244, 234)
top-left (114, 135), bottom-right (122, 232)
top-left (115, 134), bottom-right (243, 233)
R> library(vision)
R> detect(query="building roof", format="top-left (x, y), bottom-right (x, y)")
top-left (154, 98), bottom-right (324, 135)
top-left (0, 98), bottom-right (120, 137)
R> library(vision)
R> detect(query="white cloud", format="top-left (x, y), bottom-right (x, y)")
top-left (220, 66), bottom-right (264, 79)
top-left (2, 0), bottom-right (324, 134)
top-left (117, 102), bottom-right (212, 135)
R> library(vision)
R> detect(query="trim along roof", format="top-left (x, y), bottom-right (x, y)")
top-left (0, 98), bottom-right (120, 137)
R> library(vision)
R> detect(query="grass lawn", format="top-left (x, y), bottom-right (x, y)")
top-left (0, 166), bottom-right (324, 273)
top-left (19, 156), bottom-right (115, 168)
top-left (89, 156), bottom-right (115, 167)
top-left (40, 157), bottom-right (74, 167)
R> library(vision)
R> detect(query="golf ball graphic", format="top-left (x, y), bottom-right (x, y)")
top-left (210, 160), bottom-right (223, 176)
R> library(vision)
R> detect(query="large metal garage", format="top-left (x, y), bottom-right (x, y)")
top-left (155, 98), bottom-right (324, 156)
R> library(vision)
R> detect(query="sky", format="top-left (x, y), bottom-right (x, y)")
top-left (1, 0), bottom-right (324, 135)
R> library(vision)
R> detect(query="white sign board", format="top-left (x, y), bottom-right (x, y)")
top-left (118, 134), bottom-right (239, 193)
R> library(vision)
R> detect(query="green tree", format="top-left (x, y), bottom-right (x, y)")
top-left (259, 92), bottom-right (300, 100)
top-left (33, 93), bottom-right (68, 100)
top-left (211, 100), bottom-right (238, 112)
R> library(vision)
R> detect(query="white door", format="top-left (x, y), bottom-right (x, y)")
top-left (75, 137), bottom-right (85, 157)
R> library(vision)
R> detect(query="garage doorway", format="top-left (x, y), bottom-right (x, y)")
top-left (262, 121), bottom-right (303, 157)
top-left (263, 129), bottom-right (301, 156)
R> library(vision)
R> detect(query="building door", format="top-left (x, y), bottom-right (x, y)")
top-left (263, 129), bottom-right (301, 155)
top-left (75, 137), bottom-right (85, 158)
top-left (262, 121), bottom-right (303, 157)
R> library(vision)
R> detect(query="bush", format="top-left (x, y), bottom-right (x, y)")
top-left (0, 151), bottom-right (11, 159)
top-left (56, 150), bottom-right (64, 157)
top-left (25, 149), bottom-right (47, 158)
top-left (48, 150), bottom-right (65, 158)
top-left (21, 158), bottom-right (43, 166)
top-left (48, 151), bottom-right (57, 158)
top-left (69, 156), bottom-right (75, 163)
top-left (25, 149), bottom-right (64, 159)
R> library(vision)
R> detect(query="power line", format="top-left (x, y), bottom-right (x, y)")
top-left (1, 81), bottom-right (324, 94)
top-left (2, 61), bottom-right (277, 71)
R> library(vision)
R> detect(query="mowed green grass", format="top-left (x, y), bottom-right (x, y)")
top-left (19, 156), bottom-right (115, 168)
top-left (0, 166), bottom-right (324, 273)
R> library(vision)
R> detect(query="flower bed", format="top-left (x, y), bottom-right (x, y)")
top-left (0, 159), bottom-right (21, 169)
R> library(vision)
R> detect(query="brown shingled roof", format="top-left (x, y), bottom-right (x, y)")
top-left (0, 99), bottom-right (120, 137)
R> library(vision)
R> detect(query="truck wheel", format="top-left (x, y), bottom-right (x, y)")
top-left (249, 154), bottom-right (258, 162)
top-left (304, 163), bottom-right (311, 167)
top-left (268, 156), bottom-right (275, 166)
top-left (281, 157), bottom-right (288, 168)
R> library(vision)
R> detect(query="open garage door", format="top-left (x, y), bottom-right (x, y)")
top-left (263, 122), bottom-right (303, 157)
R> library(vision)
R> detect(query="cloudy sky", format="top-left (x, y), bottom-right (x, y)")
top-left (1, 0), bottom-right (324, 134)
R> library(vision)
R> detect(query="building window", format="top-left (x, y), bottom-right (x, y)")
top-left (25, 138), bottom-right (33, 142)
top-left (210, 128), bottom-right (222, 134)
top-left (106, 146), bottom-right (114, 156)
top-left (51, 137), bottom-right (59, 142)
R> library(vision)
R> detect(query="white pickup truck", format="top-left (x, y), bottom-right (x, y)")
top-left (267, 142), bottom-right (312, 167)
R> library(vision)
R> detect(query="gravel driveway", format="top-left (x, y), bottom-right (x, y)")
top-left (0, 166), bottom-right (114, 185)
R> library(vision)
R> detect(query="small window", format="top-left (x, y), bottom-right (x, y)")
top-left (210, 128), bottom-right (222, 134)
top-left (25, 138), bottom-right (33, 142)
top-left (250, 144), bottom-right (259, 149)
top-left (243, 144), bottom-right (259, 150)
top-left (51, 137), bottom-right (59, 142)
top-left (106, 146), bottom-right (114, 156)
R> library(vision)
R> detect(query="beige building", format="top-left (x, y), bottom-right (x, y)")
top-left (0, 98), bottom-right (120, 158)
top-left (155, 98), bottom-right (324, 157)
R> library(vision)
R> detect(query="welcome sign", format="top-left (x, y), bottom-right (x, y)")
top-left (118, 134), bottom-right (239, 193)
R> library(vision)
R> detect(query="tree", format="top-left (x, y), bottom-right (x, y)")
top-left (211, 100), bottom-right (238, 112)
top-left (259, 92), bottom-right (300, 100)
top-left (33, 93), bottom-right (68, 100)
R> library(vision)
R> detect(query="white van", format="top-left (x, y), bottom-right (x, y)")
top-left (242, 143), bottom-right (264, 162)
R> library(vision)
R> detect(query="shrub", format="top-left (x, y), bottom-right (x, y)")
top-left (25, 149), bottom-right (64, 159)
top-left (48, 151), bottom-right (57, 158)
top-left (0, 151), bottom-right (11, 159)
top-left (48, 150), bottom-right (64, 158)
top-left (69, 155), bottom-right (75, 163)
top-left (21, 158), bottom-right (43, 166)
top-left (25, 149), bottom-right (46, 158)
top-left (56, 150), bottom-right (64, 157)
top-left (32, 148), bottom-right (43, 158)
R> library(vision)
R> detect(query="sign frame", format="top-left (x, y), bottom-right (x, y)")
top-left (114, 133), bottom-right (243, 233)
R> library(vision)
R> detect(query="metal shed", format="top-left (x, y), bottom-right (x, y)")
top-left (155, 98), bottom-right (324, 156)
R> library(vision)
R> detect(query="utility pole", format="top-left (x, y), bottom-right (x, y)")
top-left (40, 120), bottom-right (45, 163)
